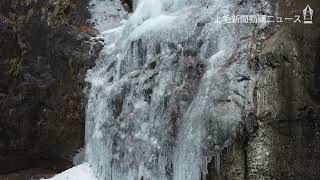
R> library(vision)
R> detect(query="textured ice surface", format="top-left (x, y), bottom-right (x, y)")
top-left (89, 0), bottom-right (128, 31)
top-left (83, 0), bottom-right (269, 180)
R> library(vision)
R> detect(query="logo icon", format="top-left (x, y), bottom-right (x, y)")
top-left (303, 4), bottom-right (313, 24)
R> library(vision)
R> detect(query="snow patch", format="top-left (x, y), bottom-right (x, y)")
top-left (44, 163), bottom-right (97, 180)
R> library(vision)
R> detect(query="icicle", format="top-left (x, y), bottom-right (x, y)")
top-left (82, 0), bottom-right (270, 180)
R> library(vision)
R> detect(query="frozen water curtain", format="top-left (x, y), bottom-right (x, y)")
top-left (85, 0), bottom-right (269, 179)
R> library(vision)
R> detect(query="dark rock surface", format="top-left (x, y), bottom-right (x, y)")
top-left (0, 168), bottom-right (55, 180)
top-left (0, 0), bottom-right (102, 175)
top-left (208, 1), bottom-right (320, 180)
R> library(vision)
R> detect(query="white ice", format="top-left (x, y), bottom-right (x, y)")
top-left (51, 0), bottom-right (271, 179)
top-left (44, 163), bottom-right (97, 180)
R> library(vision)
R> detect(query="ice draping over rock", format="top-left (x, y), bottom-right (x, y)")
top-left (51, 0), bottom-right (270, 180)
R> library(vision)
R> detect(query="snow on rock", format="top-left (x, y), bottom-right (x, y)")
top-left (44, 163), bottom-right (97, 180)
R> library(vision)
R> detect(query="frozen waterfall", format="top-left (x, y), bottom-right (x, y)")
top-left (82, 0), bottom-right (269, 180)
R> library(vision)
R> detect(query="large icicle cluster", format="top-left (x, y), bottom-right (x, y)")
top-left (82, 0), bottom-right (270, 180)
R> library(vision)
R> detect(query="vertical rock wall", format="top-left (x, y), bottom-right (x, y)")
top-left (209, 1), bottom-right (320, 179)
top-left (247, 1), bottom-right (320, 179)
top-left (0, 0), bottom-right (102, 174)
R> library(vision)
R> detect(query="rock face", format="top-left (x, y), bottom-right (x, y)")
top-left (209, 1), bottom-right (320, 180)
top-left (247, 21), bottom-right (320, 180)
top-left (0, 0), bottom-right (102, 174)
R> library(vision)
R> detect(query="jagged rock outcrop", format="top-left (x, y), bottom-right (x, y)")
top-left (209, 1), bottom-right (320, 180)
top-left (0, 0), bottom-right (102, 176)
top-left (121, 0), bottom-right (133, 12)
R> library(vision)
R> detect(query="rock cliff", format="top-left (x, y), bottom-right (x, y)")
top-left (208, 1), bottom-right (320, 179)
top-left (0, 0), bottom-right (102, 175)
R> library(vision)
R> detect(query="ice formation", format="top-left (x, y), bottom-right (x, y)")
top-left (43, 163), bottom-right (97, 180)
top-left (50, 0), bottom-right (271, 180)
